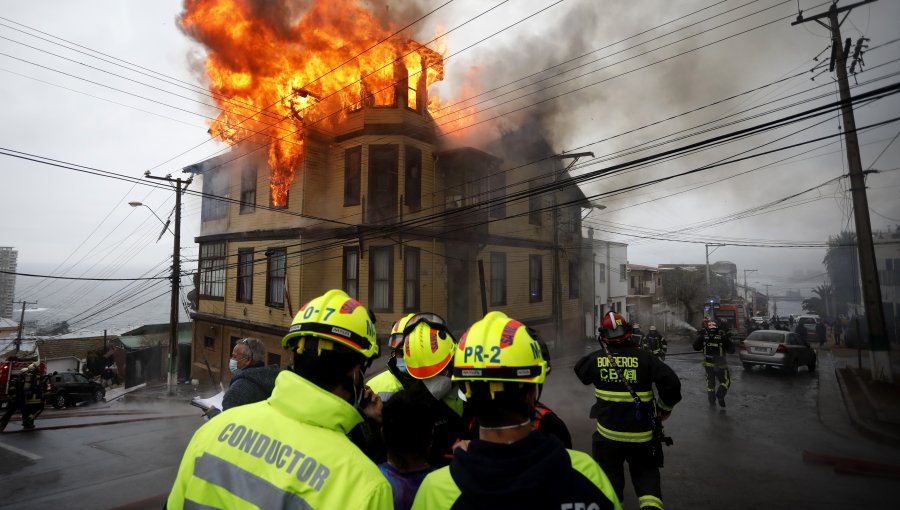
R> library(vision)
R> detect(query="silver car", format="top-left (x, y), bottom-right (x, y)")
top-left (739, 330), bottom-right (817, 373)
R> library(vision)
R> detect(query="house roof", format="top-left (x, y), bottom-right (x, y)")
top-left (35, 336), bottom-right (124, 361)
top-left (119, 322), bottom-right (192, 348)
top-left (0, 317), bottom-right (18, 329)
top-left (627, 264), bottom-right (658, 272)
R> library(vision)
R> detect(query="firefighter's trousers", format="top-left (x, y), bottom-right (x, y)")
top-left (704, 365), bottom-right (730, 400)
top-left (592, 433), bottom-right (664, 509)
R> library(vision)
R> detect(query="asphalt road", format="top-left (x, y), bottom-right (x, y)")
top-left (0, 335), bottom-right (895, 509)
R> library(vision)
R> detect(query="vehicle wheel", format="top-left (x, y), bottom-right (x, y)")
top-left (807, 357), bottom-right (817, 372)
top-left (53, 394), bottom-right (67, 409)
top-left (742, 363), bottom-right (754, 371)
top-left (92, 389), bottom-right (105, 403)
top-left (784, 360), bottom-right (799, 375)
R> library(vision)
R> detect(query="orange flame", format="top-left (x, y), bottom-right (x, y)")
top-left (180, 0), bottom-right (457, 206)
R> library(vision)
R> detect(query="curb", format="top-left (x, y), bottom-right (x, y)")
top-left (835, 367), bottom-right (900, 448)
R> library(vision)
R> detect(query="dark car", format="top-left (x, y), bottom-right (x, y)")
top-left (42, 372), bottom-right (105, 408)
top-left (738, 330), bottom-right (817, 373)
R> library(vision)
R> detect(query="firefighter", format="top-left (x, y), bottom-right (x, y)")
top-left (400, 313), bottom-right (468, 466)
top-left (412, 311), bottom-right (621, 510)
top-left (575, 312), bottom-right (682, 510)
top-left (167, 289), bottom-right (392, 509)
top-left (1, 362), bottom-right (43, 432)
top-left (644, 325), bottom-right (668, 361)
top-left (20, 363), bottom-right (43, 429)
top-left (692, 320), bottom-right (735, 407)
top-left (367, 314), bottom-right (419, 402)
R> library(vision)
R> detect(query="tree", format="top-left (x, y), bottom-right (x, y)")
top-left (823, 231), bottom-right (858, 315)
top-left (802, 284), bottom-right (833, 316)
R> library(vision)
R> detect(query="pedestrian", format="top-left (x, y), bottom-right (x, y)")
top-left (574, 312), bottom-right (681, 510)
top-left (789, 314), bottom-right (795, 327)
top-left (816, 321), bottom-right (827, 347)
top-left (693, 321), bottom-right (734, 407)
top-left (794, 321), bottom-right (808, 343)
top-left (222, 337), bottom-right (280, 411)
top-left (166, 289), bottom-right (392, 509)
top-left (101, 365), bottom-right (116, 389)
top-left (834, 319), bottom-right (843, 346)
top-left (379, 389), bottom-right (435, 510)
top-left (413, 311), bottom-right (622, 510)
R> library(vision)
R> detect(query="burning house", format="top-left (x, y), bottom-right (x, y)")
top-left (180, 0), bottom-right (593, 385)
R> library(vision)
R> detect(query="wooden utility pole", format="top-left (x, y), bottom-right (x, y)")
top-left (13, 300), bottom-right (37, 355)
top-left (145, 173), bottom-right (192, 394)
top-left (793, 0), bottom-right (891, 382)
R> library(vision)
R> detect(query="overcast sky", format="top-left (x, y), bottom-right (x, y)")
top-left (2, 0), bottom-right (898, 328)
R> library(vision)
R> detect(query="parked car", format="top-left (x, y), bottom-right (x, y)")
top-left (739, 330), bottom-right (817, 373)
top-left (42, 371), bottom-right (106, 408)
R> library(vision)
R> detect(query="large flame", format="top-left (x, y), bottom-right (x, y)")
top-left (180, 0), bottom-right (455, 206)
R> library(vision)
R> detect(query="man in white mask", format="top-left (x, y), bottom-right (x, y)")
top-left (398, 313), bottom-right (467, 467)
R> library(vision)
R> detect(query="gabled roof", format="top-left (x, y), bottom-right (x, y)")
top-left (35, 336), bottom-right (124, 361)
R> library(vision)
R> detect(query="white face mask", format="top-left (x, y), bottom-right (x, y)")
top-left (423, 375), bottom-right (453, 400)
top-left (394, 357), bottom-right (408, 374)
top-left (228, 358), bottom-right (240, 375)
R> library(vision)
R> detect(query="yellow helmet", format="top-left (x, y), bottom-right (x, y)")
top-left (281, 289), bottom-right (378, 359)
top-left (452, 311), bottom-right (546, 386)
top-left (403, 314), bottom-right (455, 379)
top-left (389, 313), bottom-right (416, 350)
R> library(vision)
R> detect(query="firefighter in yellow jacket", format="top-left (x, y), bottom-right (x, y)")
top-left (412, 311), bottom-right (621, 510)
top-left (166, 289), bottom-right (392, 510)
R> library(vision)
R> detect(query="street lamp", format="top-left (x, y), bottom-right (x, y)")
top-left (129, 201), bottom-right (173, 241)
top-left (129, 174), bottom-right (191, 395)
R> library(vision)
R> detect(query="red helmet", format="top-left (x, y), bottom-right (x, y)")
top-left (599, 312), bottom-right (632, 342)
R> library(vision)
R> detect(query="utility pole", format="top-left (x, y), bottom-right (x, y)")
top-left (145, 173), bottom-right (192, 395)
top-left (705, 244), bottom-right (711, 300)
top-left (743, 269), bottom-right (758, 303)
top-left (551, 152), bottom-right (593, 349)
top-left (793, 0), bottom-right (891, 382)
top-left (13, 300), bottom-right (37, 356)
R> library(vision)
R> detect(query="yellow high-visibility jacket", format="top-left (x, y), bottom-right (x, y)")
top-left (167, 371), bottom-right (393, 510)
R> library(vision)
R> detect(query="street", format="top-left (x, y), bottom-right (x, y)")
top-left (0, 336), bottom-right (896, 509)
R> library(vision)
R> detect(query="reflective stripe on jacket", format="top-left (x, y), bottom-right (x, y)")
top-left (167, 371), bottom-right (393, 510)
top-left (574, 341), bottom-right (682, 444)
top-left (411, 435), bottom-right (621, 510)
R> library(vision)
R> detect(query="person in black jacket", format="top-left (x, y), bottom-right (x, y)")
top-left (693, 321), bottom-right (735, 407)
top-left (575, 312), bottom-right (682, 510)
top-left (223, 337), bottom-right (280, 410)
top-left (413, 311), bottom-right (621, 510)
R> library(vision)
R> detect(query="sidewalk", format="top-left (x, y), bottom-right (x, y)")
top-left (827, 343), bottom-right (900, 448)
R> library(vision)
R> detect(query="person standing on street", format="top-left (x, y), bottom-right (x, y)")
top-left (693, 321), bottom-right (734, 407)
top-left (413, 311), bottom-right (622, 510)
top-left (166, 289), bottom-right (392, 510)
top-left (575, 312), bottom-right (681, 510)
top-left (644, 325), bottom-right (668, 361)
top-left (1, 362), bottom-right (43, 432)
top-left (815, 321), bottom-right (827, 347)
top-left (222, 337), bottom-right (280, 411)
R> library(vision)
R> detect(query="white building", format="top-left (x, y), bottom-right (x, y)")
top-left (584, 229), bottom-right (628, 334)
top-left (874, 228), bottom-right (900, 345)
top-left (0, 247), bottom-right (17, 318)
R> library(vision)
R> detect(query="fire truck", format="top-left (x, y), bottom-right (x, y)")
top-left (0, 358), bottom-right (47, 408)
top-left (711, 300), bottom-right (749, 339)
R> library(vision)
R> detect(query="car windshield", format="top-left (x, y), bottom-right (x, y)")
top-left (748, 331), bottom-right (785, 343)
